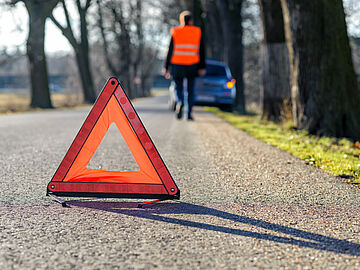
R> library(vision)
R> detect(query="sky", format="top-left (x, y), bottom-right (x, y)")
top-left (0, 2), bottom-right (73, 54)
top-left (0, 1), bottom-right (359, 55)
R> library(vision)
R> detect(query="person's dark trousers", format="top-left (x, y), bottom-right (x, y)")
top-left (171, 64), bottom-right (198, 119)
top-left (186, 77), bottom-right (195, 117)
top-left (173, 76), bottom-right (184, 105)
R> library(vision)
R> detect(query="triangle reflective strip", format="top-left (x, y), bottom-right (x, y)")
top-left (47, 78), bottom-right (180, 199)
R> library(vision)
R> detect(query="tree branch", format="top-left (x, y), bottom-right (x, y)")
top-left (49, 13), bottom-right (78, 49)
top-left (85, 0), bottom-right (92, 11)
top-left (62, 0), bottom-right (74, 35)
top-left (46, 0), bottom-right (61, 15)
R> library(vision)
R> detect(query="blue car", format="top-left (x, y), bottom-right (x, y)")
top-left (169, 59), bottom-right (236, 111)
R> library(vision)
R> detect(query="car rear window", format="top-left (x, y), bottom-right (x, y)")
top-left (206, 64), bottom-right (227, 77)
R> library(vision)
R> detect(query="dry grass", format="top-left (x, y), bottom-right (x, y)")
top-left (0, 87), bottom-right (168, 114)
top-left (0, 92), bottom-right (84, 114)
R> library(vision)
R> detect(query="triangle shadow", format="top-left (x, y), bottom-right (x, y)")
top-left (67, 200), bottom-right (360, 256)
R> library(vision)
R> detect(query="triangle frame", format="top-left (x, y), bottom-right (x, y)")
top-left (47, 77), bottom-right (180, 200)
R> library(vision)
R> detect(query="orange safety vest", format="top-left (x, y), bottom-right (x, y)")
top-left (170, 25), bottom-right (201, 65)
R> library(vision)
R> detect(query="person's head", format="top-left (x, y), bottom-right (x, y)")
top-left (179, 11), bottom-right (193, 25)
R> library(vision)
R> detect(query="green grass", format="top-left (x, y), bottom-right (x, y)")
top-left (207, 107), bottom-right (360, 185)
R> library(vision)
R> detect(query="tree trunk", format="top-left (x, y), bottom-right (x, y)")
top-left (217, 0), bottom-right (246, 113)
top-left (77, 6), bottom-right (96, 103)
top-left (133, 0), bottom-right (144, 98)
top-left (98, 1), bottom-right (135, 99)
top-left (25, 3), bottom-right (53, 108)
top-left (75, 49), bottom-right (96, 103)
top-left (117, 9), bottom-right (134, 99)
top-left (193, 0), bottom-right (201, 26)
top-left (50, 0), bottom-right (96, 103)
top-left (259, 0), bottom-right (290, 122)
top-left (281, 0), bottom-right (360, 139)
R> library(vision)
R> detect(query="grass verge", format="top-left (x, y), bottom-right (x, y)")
top-left (207, 107), bottom-right (360, 185)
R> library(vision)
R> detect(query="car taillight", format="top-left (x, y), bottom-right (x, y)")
top-left (225, 79), bottom-right (236, 89)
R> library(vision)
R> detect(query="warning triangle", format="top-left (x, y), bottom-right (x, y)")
top-left (47, 77), bottom-right (180, 200)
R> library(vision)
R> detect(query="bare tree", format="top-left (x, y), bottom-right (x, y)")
top-left (10, 0), bottom-right (59, 108)
top-left (50, 0), bottom-right (96, 103)
top-left (96, 0), bottom-right (160, 98)
top-left (258, 0), bottom-right (290, 121)
top-left (131, 0), bottom-right (144, 97)
top-left (281, 0), bottom-right (360, 139)
top-left (96, 0), bottom-right (133, 97)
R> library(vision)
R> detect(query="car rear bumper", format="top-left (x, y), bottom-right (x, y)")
top-left (194, 99), bottom-right (233, 106)
top-left (194, 91), bottom-right (234, 105)
top-left (169, 83), bottom-right (235, 106)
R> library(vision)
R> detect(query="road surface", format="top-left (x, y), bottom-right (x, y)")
top-left (1, 93), bottom-right (360, 269)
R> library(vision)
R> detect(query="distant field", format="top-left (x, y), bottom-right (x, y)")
top-left (0, 88), bottom-right (168, 114)
top-left (0, 92), bottom-right (83, 113)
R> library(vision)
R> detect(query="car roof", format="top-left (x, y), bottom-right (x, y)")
top-left (204, 58), bottom-right (232, 78)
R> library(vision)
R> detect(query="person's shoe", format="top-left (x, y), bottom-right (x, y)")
top-left (176, 103), bottom-right (184, 119)
top-left (187, 114), bottom-right (194, 121)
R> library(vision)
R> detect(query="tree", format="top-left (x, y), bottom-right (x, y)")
top-left (50, 0), bottom-right (97, 104)
top-left (96, 0), bottom-right (160, 99)
top-left (131, 0), bottom-right (144, 97)
top-left (258, 0), bottom-right (290, 121)
top-left (97, 0), bottom-right (134, 98)
top-left (216, 0), bottom-right (246, 113)
top-left (281, 0), bottom-right (360, 139)
top-left (11, 0), bottom-right (59, 108)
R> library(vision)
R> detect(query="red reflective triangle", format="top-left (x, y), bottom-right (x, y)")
top-left (47, 77), bottom-right (180, 200)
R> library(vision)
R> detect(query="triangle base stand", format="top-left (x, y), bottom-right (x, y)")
top-left (47, 193), bottom-right (170, 209)
top-left (48, 194), bottom-right (69, 208)
top-left (137, 199), bottom-right (168, 208)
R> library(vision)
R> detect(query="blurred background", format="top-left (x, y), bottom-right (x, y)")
top-left (0, 0), bottom-right (359, 138)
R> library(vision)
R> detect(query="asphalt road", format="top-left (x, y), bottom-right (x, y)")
top-left (1, 93), bottom-right (360, 269)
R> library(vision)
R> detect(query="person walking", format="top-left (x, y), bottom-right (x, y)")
top-left (164, 11), bottom-right (206, 120)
